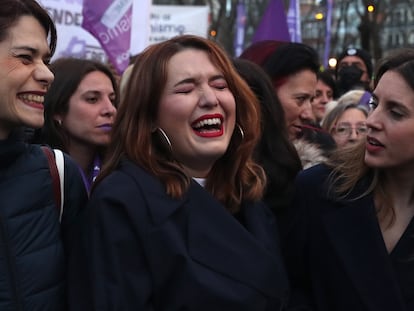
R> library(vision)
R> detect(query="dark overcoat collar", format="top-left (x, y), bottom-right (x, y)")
top-left (122, 159), bottom-right (289, 301)
top-left (323, 190), bottom-right (406, 311)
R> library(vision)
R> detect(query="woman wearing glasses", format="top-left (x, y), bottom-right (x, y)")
top-left (322, 89), bottom-right (370, 148)
top-left (280, 48), bottom-right (414, 311)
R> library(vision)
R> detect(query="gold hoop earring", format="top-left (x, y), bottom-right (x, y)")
top-left (154, 127), bottom-right (173, 153)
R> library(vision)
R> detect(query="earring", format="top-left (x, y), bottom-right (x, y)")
top-left (153, 127), bottom-right (173, 153)
top-left (56, 120), bottom-right (62, 126)
top-left (235, 123), bottom-right (244, 140)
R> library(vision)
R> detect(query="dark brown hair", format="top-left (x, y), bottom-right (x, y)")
top-left (40, 57), bottom-right (119, 152)
top-left (0, 0), bottom-right (57, 56)
top-left (233, 58), bottom-right (301, 214)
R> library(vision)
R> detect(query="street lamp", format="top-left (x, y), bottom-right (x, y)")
top-left (328, 57), bottom-right (337, 68)
top-left (367, 5), bottom-right (375, 13)
top-left (315, 12), bottom-right (324, 20)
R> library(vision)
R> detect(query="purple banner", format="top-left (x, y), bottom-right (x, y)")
top-left (287, 0), bottom-right (302, 42)
top-left (323, 0), bottom-right (333, 68)
top-left (234, 2), bottom-right (246, 56)
top-left (252, 0), bottom-right (290, 43)
top-left (82, 0), bottom-right (132, 74)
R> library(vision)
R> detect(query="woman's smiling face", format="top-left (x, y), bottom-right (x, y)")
top-left (156, 48), bottom-right (236, 177)
top-left (0, 15), bottom-right (54, 139)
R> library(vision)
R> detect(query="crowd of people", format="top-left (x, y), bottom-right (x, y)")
top-left (2, 0), bottom-right (414, 310)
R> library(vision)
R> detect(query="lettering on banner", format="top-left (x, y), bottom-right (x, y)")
top-left (149, 13), bottom-right (186, 43)
top-left (98, 14), bottom-right (132, 45)
top-left (45, 7), bottom-right (82, 26)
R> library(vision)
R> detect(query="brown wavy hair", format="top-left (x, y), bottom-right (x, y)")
top-left (96, 35), bottom-right (266, 212)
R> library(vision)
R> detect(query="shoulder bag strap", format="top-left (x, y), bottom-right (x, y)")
top-left (41, 146), bottom-right (64, 222)
top-left (53, 149), bottom-right (64, 222)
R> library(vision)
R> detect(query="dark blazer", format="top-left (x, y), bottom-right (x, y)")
top-left (73, 158), bottom-right (289, 310)
top-left (280, 164), bottom-right (408, 311)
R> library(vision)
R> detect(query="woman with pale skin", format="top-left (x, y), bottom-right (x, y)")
top-left (241, 42), bottom-right (320, 141)
top-left (259, 44), bottom-right (336, 169)
top-left (312, 71), bottom-right (338, 123)
top-left (281, 48), bottom-right (414, 311)
top-left (39, 58), bottom-right (119, 193)
top-left (322, 90), bottom-right (369, 148)
top-left (69, 35), bottom-right (289, 310)
top-left (262, 43), bottom-right (319, 141)
top-left (275, 68), bottom-right (317, 140)
top-left (331, 107), bottom-right (367, 147)
top-left (0, 1), bottom-right (87, 309)
top-left (240, 42), bottom-right (336, 180)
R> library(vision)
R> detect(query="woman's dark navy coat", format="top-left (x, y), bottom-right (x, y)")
top-left (280, 164), bottom-right (411, 311)
top-left (0, 135), bottom-right (87, 310)
top-left (75, 158), bottom-right (289, 310)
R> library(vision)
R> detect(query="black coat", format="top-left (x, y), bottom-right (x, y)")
top-left (280, 164), bottom-right (409, 311)
top-left (72, 158), bottom-right (289, 310)
top-left (0, 135), bottom-right (87, 310)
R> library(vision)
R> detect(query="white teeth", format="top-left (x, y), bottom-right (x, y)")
top-left (368, 138), bottom-right (381, 146)
top-left (18, 94), bottom-right (44, 103)
top-left (193, 117), bottom-right (221, 129)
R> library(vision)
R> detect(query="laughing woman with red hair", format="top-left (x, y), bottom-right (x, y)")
top-left (70, 35), bottom-right (289, 310)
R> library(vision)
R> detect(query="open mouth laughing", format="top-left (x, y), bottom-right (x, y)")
top-left (191, 114), bottom-right (224, 137)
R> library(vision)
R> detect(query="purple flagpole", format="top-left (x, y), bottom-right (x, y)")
top-left (287, 0), bottom-right (302, 42)
top-left (323, 0), bottom-right (333, 68)
top-left (252, 0), bottom-right (290, 43)
top-left (82, 0), bottom-right (133, 75)
top-left (234, 1), bottom-right (246, 56)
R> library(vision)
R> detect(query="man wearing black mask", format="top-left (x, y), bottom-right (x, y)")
top-left (336, 47), bottom-right (373, 96)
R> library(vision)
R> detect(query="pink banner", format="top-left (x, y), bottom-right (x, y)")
top-left (82, 0), bottom-right (132, 74)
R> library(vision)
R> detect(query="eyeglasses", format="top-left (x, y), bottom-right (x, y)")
top-left (333, 124), bottom-right (368, 137)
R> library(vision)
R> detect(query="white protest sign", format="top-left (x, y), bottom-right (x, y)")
top-left (38, 0), bottom-right (209, 69)
top-left (40, 0), bottom-right (107, 63)
top-left (147, 5), bottom-right (209, 45)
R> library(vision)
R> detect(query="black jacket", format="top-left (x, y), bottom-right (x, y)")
top-left (0, 135), bottom-right (87, 311)
top-left (280, 164), bottom-right (410, 311)
top-left (70, 158), bottom-right (289, 310)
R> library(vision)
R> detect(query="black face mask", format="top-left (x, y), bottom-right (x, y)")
top-left (337, 65), bottom-right (365, 94)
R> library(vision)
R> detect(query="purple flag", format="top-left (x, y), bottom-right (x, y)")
top-left (82, 0), bottom-right (133, 75)
top-left (234, 2), bottom-right (246, 56)
top-left (252, 0), bottom-right (290, 43)
top-left (323, 0), bottom-right (333, 68)
top-left (287, 0), bottom-right (302, 42)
